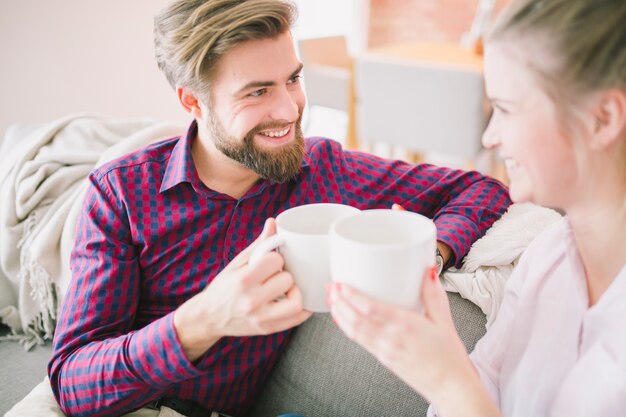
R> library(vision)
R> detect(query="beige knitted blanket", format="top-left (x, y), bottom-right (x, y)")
top-left (442, 203), bottom-right (562, 327)
top-left (0, 114), bottom-right (185, 349)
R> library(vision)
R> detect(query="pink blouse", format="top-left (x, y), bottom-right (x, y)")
top-left (431, 218), bottom-right (626, 416)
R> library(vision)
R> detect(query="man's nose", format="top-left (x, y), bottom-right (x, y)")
top-left (270, 88), bottom-right (301, 122)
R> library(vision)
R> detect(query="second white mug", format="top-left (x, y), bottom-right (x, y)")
top-left (329, 209), bottom-right (436, 309)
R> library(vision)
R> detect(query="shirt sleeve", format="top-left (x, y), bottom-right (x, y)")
top-left (327, 141), bottom-right (511, 267)
top-left (48, 172), bottom-right (203, 417)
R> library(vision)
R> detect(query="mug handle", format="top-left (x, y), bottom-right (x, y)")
top-left (249, 234), bottom-right (285, 267)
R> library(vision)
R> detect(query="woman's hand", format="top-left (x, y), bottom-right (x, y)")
top-left (327, 267), bottom-right (475, 406)
top-left (327, 202), bottom-right (500, 415)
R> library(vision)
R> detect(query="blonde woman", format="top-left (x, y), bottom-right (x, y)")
top-left (329, 0), bottom-right (626, 415)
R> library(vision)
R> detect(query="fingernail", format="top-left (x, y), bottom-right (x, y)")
top-left (430, 266), bottom-right (437, 281)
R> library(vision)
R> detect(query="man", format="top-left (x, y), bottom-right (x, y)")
top-left (48, 1), bottom-right (511, 416)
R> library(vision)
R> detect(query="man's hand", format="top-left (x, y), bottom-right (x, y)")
top-left (174, 218), bottom-right (312, 361)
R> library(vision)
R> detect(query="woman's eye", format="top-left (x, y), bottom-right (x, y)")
top-left (493, 104), bottom-right (509, 115)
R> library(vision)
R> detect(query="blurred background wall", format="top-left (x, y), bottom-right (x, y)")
top-left (369, 0), bottom-right (508, 47)
top-left (0, 0), bottom-right (504, 138)
top-left (0, 0), bottom-right (187, 137)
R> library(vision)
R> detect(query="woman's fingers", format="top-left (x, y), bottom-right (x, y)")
top-left (329, 285), bottom-right (382, 346)
top-left (421, 266), bottom-right (453, 325)
top-left (331, 283), bottom-right (403, 326)
top-left (328, 283), bottom-right (427, 349)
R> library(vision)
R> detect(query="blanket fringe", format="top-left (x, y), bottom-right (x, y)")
top-left (1, 212), bottom-right (59, 350)
top-left (0, 318), bottom-right (48, 351)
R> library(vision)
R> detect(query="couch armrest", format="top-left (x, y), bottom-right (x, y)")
top-left (248, 292), bottom-right (486, 417)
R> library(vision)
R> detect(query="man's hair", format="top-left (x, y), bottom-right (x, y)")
top-left (154, 0), bottom-right (296, 96)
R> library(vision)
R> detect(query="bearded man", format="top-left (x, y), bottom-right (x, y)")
top-left (47, 1), bottom-right (511, 416)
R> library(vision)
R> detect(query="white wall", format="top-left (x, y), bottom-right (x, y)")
top-left (0, 0), bottom-right (190, 138)
top-left (292, 0), bottom-right (367, 54)
top-left (0, 0), bottom-right (366, 139)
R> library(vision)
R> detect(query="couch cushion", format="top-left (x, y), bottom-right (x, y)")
top-left (248, 292), bottom-right (487, 417)
top-left (0, 293), bottom-right (486, 416)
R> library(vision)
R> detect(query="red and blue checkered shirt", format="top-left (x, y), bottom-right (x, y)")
top-left (49, 121), bottom-right (510, 417)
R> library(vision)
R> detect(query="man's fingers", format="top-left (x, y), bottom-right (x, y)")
top-left (259, 309), bottom-right (312, 334)
top-left (226, 218), bottom-right (277, 270)
top-left (254, 270), bottom-right (293, 304)
top-left (265, 283), bottom-right (307, 320)
top-left (253, 285), bottom-right (312, 332)
top-left (284, 280), bottom-right (304, 305)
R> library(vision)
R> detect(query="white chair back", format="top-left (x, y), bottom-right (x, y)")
top-left (298, 36), bottom-right (352, 112)
top-left (356, 51), bottom-right (485, 160)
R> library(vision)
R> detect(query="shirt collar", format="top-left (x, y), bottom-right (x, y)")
top-left (160, 120), bottom-right (199, 193)
top-left (159, 120), bottom-right (312, 194)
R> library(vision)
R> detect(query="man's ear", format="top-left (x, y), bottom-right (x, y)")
top-left (177, 86), bottom-right (203, 119)
top-left (590, 89), bottom-right (626, 150)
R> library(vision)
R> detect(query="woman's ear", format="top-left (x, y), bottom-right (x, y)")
top-left (177, 86), bottom-right (204, 119)
top-left (590, 89), bottom-right (626, 150)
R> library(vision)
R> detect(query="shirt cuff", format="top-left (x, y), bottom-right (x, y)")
top-left (434, 214), bottom-right (481, 269)
top-left (129, 312), bottom-right (203, 387)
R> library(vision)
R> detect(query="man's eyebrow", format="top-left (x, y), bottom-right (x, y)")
top-left (235, 63), bottom-right (304, 95)
top-left (289, 63), bottom-right (304, 80)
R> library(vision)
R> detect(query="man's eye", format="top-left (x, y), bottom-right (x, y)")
top-left (249, 89), bottom-right (267, 97)
top-left (288, 74), bottom-right (301, 85)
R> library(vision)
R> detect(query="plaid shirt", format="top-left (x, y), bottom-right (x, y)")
top-left (49, 121), bottom-right (510, 417)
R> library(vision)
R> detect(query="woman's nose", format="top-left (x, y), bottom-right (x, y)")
top-left (481, 120), bottom-right (500, 149)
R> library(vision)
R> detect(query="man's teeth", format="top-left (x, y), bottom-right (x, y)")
top-left (260, 127), bottom-right (290, 138)
top-left (504, 159), bottom-right (518, 169)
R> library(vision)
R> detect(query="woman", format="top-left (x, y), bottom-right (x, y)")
top-left (328, 0), bottom-right (626, 415)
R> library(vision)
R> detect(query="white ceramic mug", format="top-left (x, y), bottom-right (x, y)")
top-left (249, 203), bottom-right (361, 312)
top-left (330, 209), bottom-right (436, 309)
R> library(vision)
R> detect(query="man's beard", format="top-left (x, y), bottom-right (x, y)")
top-left (208, 111), bottom-right (305, 184)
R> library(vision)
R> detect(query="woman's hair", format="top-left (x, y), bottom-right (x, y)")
top-left (154, 0), bottom-right (296, 96)
top-left (488, 0), bottom-right (626, 175)
top-left (489, 0), bottom-right (626, 98)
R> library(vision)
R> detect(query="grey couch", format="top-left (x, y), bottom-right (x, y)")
top-left (1, 292), bottom-right (486, 416)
